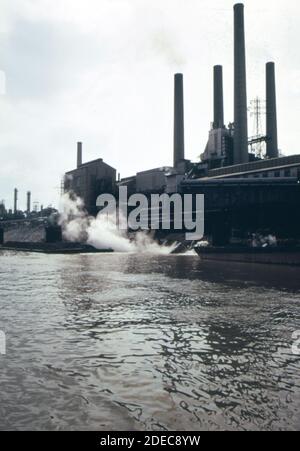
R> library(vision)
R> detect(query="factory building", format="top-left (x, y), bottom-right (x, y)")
top-left (200, 155), bottom-right (300, 180)
top-left (64, 142), bottom-right (116, 214)
top-left (62, 3), bottom-right (300, 198)
top-left (136, 167), bottom-right (174, 194)
top-left (117, 3), bottom-right (296, 197)
top-left (175, 3), bottom-right (300, 243)
top-left (180, 3), bottom-right (300, 184)
top-left (61, 3), bottom-right (300, 244)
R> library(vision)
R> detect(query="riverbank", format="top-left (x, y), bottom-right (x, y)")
top-left (195, 246), bottom-right (300, 266)
top-left (0, 242), bottom-right (113, 254)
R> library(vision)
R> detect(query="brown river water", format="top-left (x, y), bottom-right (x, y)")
top-left (0, 251), bottom-right (300, 431)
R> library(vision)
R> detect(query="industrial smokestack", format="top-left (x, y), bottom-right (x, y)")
top-left (77, 142), bottom-right (82, 168)
top-left (27, 191), bottom-right (31, 213)
top-left (234, 3), bottom-right (249, 164)
top-left (266, 62), bottom-right (279, 159)
top-left (213, 65), bottom-right (224, 129)
top-left (173, 73), bottom-right (185, 167)
top-left (14, 188), bottom-right (18, 214)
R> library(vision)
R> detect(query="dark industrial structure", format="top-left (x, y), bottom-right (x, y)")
top-left (234, 3), bottom-right (248, 165)
top-left (0, 186), bottom-right (59, 245)
top-left (60, 3), bottom-right (300, 245)
top-left (27, 191), bottom-right (31, 214)
top-left (123, 4), bottom-right (300, 184)
top-left (266, 62), bottom-right (278, 159)
top-left (213, 65), bottom-right (224, 130)
top-left (13, 188), bottom-right (18, 215)
top-left (2, 3), bottom-right (299, 248)
top-left (0, 218), bottom-right (61, 246)
top-left (173, 73), bottom-right (185, 168)
top-left (64, 142), bottom-right (116, 214)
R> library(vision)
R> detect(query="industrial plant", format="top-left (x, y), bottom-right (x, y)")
top-left (0, 189), bottom-right (55, 220)
top-left (0, 188), bottom-right (59, 247)
top-left (63, 3), bottom-right (300, 246)
top-left (1, 3), bottom-right (300, 250)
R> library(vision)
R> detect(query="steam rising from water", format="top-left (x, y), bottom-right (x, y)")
top-left (59, 193), bottom-right (175, 254)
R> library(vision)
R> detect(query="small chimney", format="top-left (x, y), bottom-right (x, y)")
top-left (266, 62), bottom-right (279, 158)
top-left (77, 142), bottom-right (82, 168)
top-left (14, 188), bottom-right (18, 214)
top-left (213, 65), bottom-right (224, 129)
top-left (27, 191), bottom-right (31, 213)
top-left (233, 3), bottom-right (249, 164)
top-left (173, 73), bottom-right (185, 168)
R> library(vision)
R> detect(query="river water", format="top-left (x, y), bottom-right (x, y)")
top-left (0, 251), bottom-right (300, 431)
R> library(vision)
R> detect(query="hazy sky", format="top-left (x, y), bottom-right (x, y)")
top-left (1, 0), bottom-right (300, 210)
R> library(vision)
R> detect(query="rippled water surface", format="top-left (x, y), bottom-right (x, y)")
top-left (0, 251), bottom-right (300, 431)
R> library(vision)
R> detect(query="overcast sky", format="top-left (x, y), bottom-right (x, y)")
top-left (1, 0), bottom-right (300, 210)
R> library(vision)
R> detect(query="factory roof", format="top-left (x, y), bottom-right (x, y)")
top-left (136, 167), bottom-right (174, 176)
top-left (182, 177), bottom-right (299, 187)
top-left (66, 158), bottom-right (116, 175)
top-left (206, 155), bottom-right (300, 179)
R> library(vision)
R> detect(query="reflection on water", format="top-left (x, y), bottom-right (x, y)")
top-left (0, 251), bottom-right (300, 431)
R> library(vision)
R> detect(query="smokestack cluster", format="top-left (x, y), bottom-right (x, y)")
top-left (266, 62), bottom-right (279, 158)
top-left (173, 73), bottom-right (185, 167)
top-left (213, 65), bottom-right (224, 129)
top-left (77, 142), bottom-right (82, 168)
top-left (233, 3), bottom-right (249, 165)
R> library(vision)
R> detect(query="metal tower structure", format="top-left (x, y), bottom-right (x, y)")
top-left (249, 97), bottom-right (266, 157)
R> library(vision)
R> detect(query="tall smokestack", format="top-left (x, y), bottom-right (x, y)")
top-left (14, 188), bottom-right (18, 214)
top-left (213, 65), bottom-right (224, 129)
top-left (173, 73), bottom-right (185, 167)
top-left (77, 142), bottom-right (82, 168)
top-left (27, 191), bottom-right (31, 213)
top-left (266, 62), bottom-right (279, 158)
top-left (234, 3), bottom-right (249, 164)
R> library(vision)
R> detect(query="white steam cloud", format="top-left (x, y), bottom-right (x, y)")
top-left (59, 192), bottom-right (175, 254)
